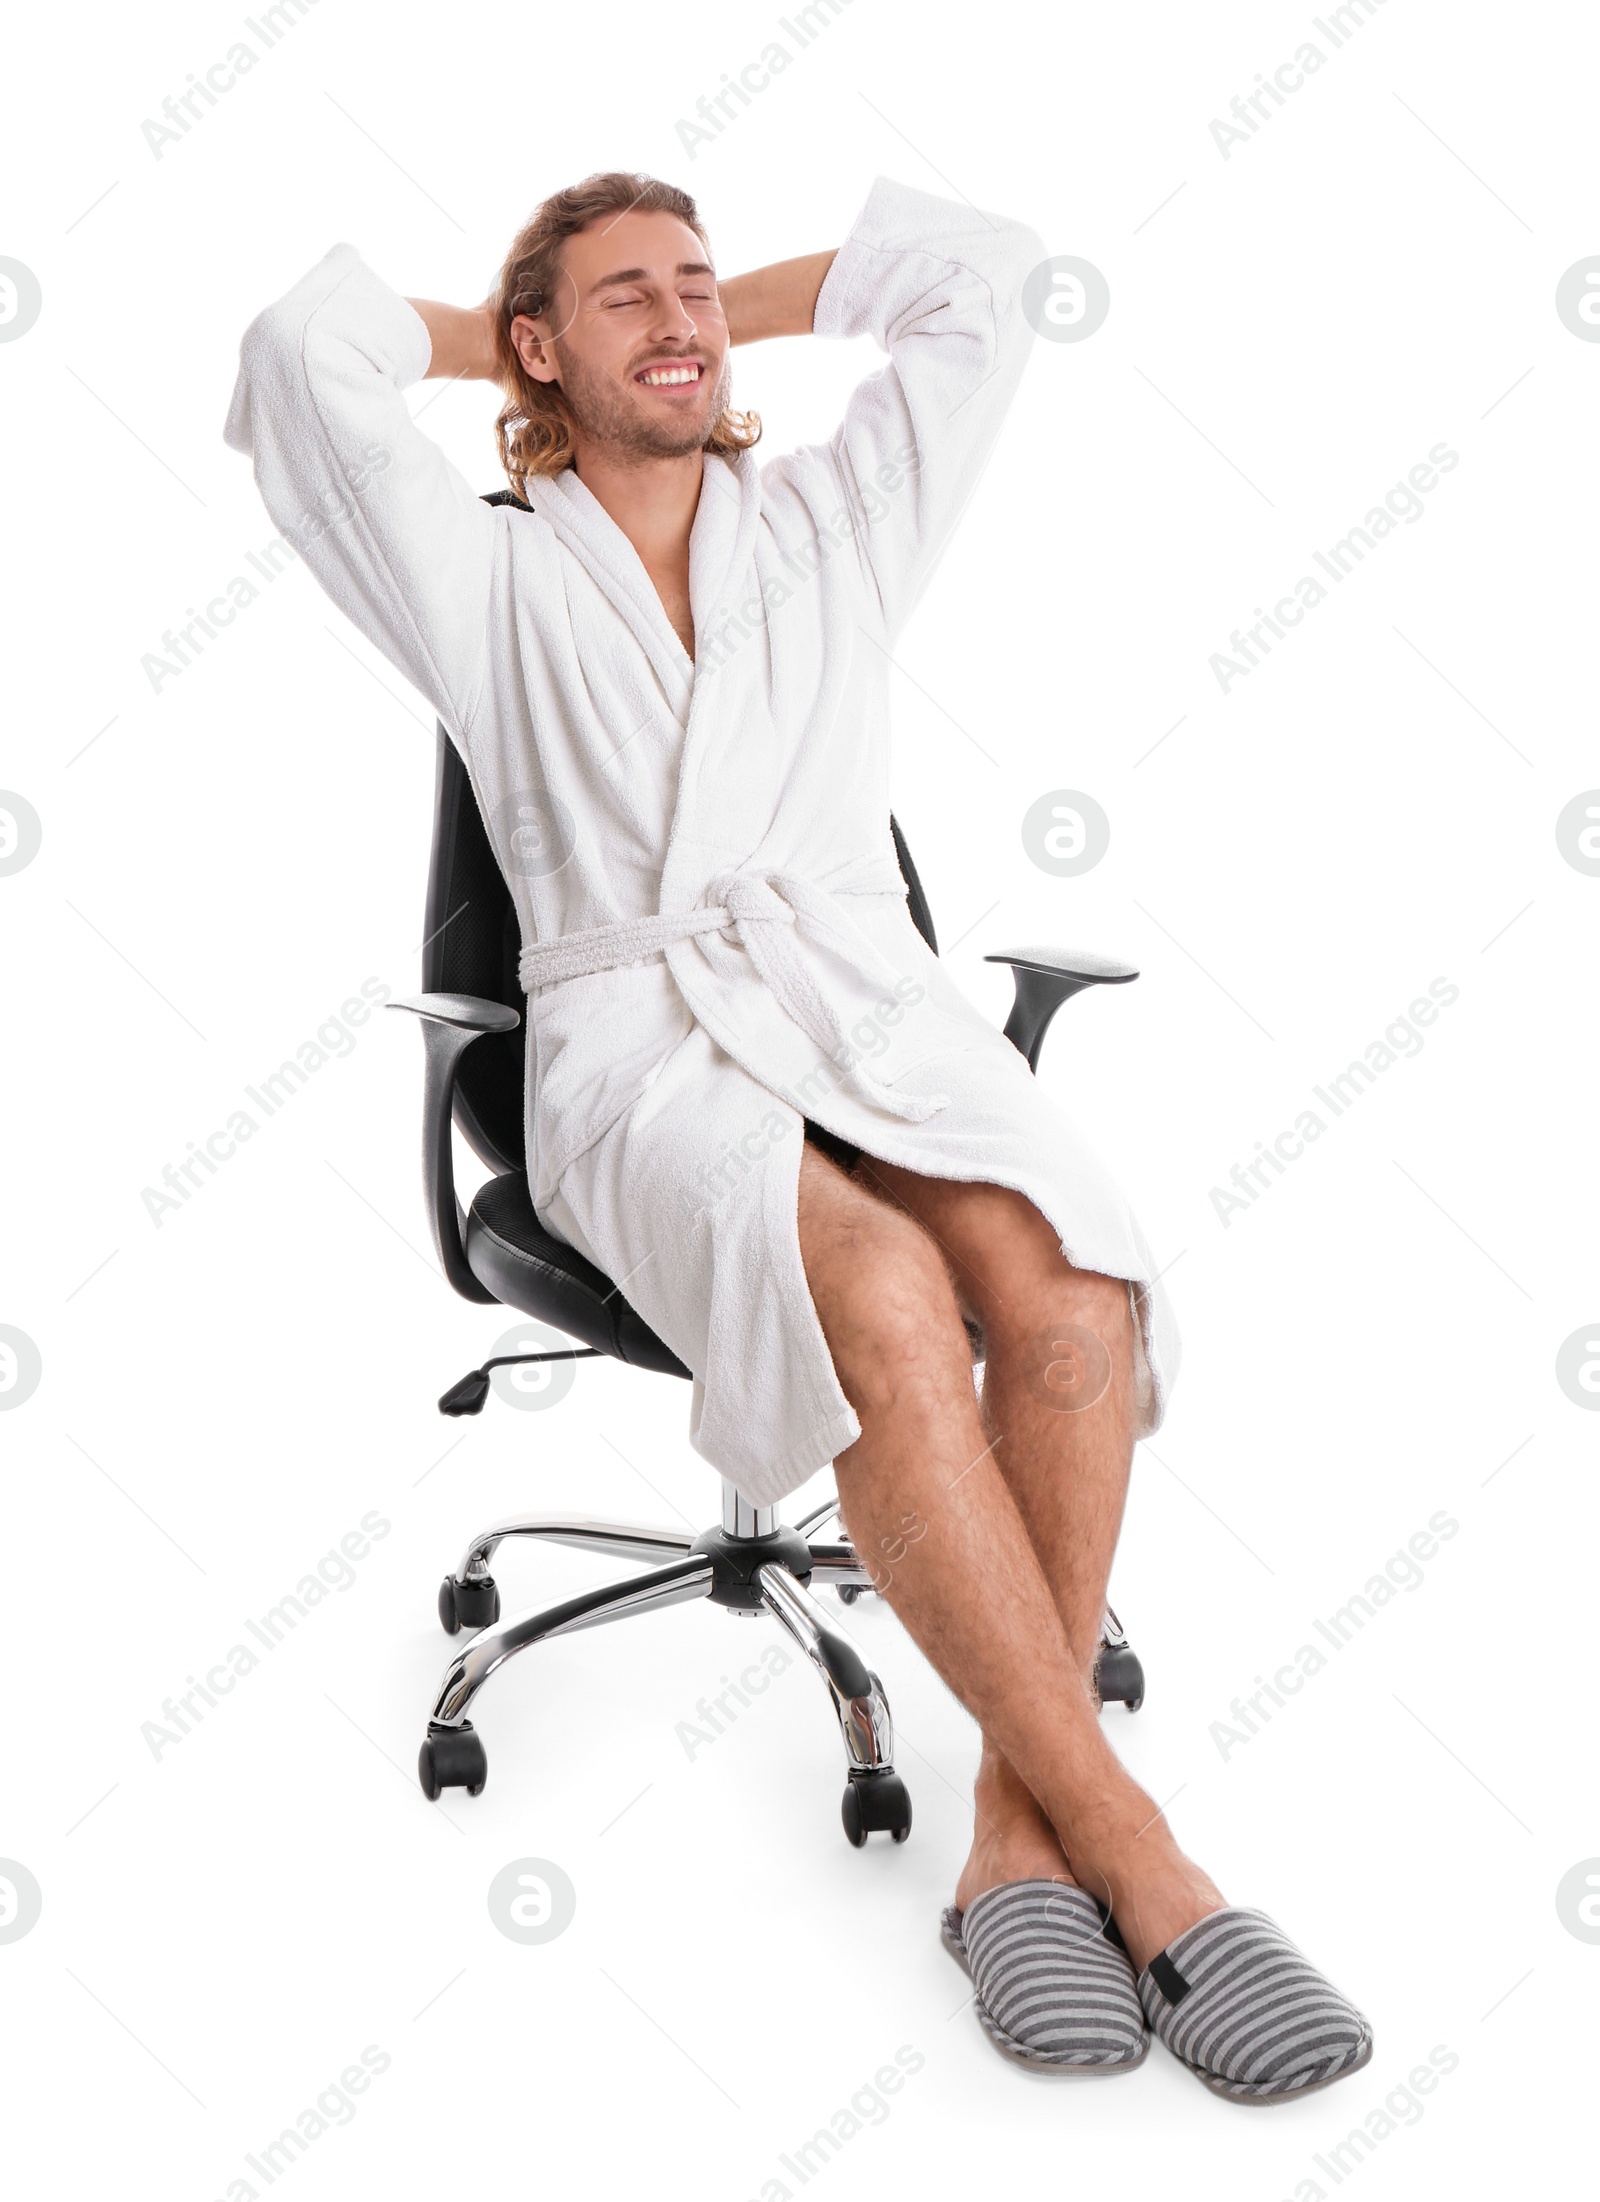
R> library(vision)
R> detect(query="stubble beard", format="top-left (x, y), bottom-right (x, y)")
top-left (554, 338), bottom-right (735, 465)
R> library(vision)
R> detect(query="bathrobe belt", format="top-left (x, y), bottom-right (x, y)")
top-left (517, 864), bottom-right (950, 1126)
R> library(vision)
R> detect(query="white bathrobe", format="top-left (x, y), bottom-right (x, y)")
top-left (223, 175), bottom-right (1181, 1507)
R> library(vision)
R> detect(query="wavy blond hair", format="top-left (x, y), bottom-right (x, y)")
top-left (491, 171), bottom-right (761, 494)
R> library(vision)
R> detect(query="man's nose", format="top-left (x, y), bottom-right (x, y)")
top-left (649, 296), bottom-right (700, 344)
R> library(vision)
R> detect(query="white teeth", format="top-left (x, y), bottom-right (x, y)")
top-left (641, 364), bottom-right (699, 385)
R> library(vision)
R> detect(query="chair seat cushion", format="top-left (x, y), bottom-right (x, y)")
top-left (465, 1173), bottom-right (691, 1379)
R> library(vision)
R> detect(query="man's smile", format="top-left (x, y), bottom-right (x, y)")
top-left (635, 357), bottom-right (705, 388)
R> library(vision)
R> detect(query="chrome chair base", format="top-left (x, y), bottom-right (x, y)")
top-left (416, 1479), bottom-right (1144, 1842)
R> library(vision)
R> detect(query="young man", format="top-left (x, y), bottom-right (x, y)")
top-left (224, 170), bottom-right (1370, 2099)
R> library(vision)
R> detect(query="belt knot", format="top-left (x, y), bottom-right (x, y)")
top-left (710, 871), bottom-right (797, 927)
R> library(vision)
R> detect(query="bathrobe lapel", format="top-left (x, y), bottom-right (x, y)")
top-left (534, 453), bottom-right (764, 923)
top-left (658, 452), bottom-right (764, 916)
top-left (536, 466), bottom-right (696, 716)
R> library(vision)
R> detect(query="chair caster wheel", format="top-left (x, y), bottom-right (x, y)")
top-left (418, 1721), bottom-right (487, 1799)
top-left (837, 1583), bottom-right (868, 1605)
top-left (841, 1769), bottom-right (911, 1847)
top-left (1095, 1643), bottom-right (1145, 1713)
top-left (439, 1575), bottom-right (499, 1634)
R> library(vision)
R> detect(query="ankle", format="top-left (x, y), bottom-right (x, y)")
top-left (955, 1808), bottom-right (1073, 1911)
top-left (973, 1749), bottom-right (1059, 1837)
top-left (1044, 1778), bottom-right (1153, 1859)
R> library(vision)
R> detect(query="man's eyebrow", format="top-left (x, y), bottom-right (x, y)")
top-left (588, 261), bottom-right (716, 293)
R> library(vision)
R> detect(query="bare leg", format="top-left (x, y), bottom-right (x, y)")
top-left (854, 1157), bottom-right (1142, 1909)
top-left (796, 1140), bottom-right (1222, 1972)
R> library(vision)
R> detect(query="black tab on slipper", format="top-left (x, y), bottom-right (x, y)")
top-left (1147, 1950), bottom-right (1192, 2005)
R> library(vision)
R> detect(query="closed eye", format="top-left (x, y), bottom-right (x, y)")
top-left (601, 287), bottom-right (715, 314)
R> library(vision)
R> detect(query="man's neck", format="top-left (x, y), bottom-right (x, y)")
top-left (571, 442), bottom-right (704, 656)
top-left (570, 443), bottom-right (704, 575)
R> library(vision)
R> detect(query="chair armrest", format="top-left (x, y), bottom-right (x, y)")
top-left (982, 948), bottom-right (1139, 1075)
top-left (388, 995), bottom-right (521, 1303)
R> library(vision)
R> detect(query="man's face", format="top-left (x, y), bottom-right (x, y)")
top-left (512, 208), bottom-right (732, 463)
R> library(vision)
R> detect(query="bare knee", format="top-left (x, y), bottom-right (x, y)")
top-left (865, 1174), bottom-right (1135, 1352)
top-left (967, 1218), bottom-right (1132, 1334)
top-left (1036, 1264), bottom-right (1135, 1348)
top-left (799, 1180), bottom-right (970, 1420)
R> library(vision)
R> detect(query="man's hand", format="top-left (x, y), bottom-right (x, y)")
top-left (718, 250), bottom-right (838, 346)
top-left (407, 293), bottom-right (500, 381)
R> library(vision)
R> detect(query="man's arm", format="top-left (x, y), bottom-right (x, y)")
top-left (223, 246), bottom-right (495, 737)
top-left (773, 180), bottom-right (1045, 643)
top-left (718, 251), bottom-right (838, 346)
top-left (406, 296), bottom-right (499, 380)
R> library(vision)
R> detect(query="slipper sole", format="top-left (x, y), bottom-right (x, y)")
top-left (1182, 2030), bottom-right (1374, 2105)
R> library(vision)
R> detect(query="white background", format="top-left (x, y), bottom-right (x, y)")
top-left (2, 0), bottom-right (1596, 2194)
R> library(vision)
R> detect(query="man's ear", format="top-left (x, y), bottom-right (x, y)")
top-left (510, 314), bottom-right (560, 384)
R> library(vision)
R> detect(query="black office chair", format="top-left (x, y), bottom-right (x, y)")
top-left (392, 643), bottom-right (1147, 1846)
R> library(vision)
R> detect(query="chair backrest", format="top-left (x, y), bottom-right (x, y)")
top-left (422, 492), bottom-right (939, 1177)
top-left (421, 727), bottom-right (529, 1174)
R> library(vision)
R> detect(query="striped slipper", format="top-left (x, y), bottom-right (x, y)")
top-left (1137, 1906), bottom-right (1373, 2103)
top-left (941, 1880), bottom-right (1149, 2072)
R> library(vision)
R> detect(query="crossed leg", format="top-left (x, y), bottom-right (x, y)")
top-left (854, 1148), bottom-right (1144, 1913)
top-left (795, 1134), bottom-right (1224, 1974)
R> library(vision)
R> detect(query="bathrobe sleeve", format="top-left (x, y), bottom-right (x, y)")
top-left (222, 244), bottom-right (495, 739)
top-left (799, 176), bottom-right (1044, 643)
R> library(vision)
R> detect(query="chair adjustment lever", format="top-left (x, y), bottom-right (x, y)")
top-left (440, 1348), bottom-right (603, 1418)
